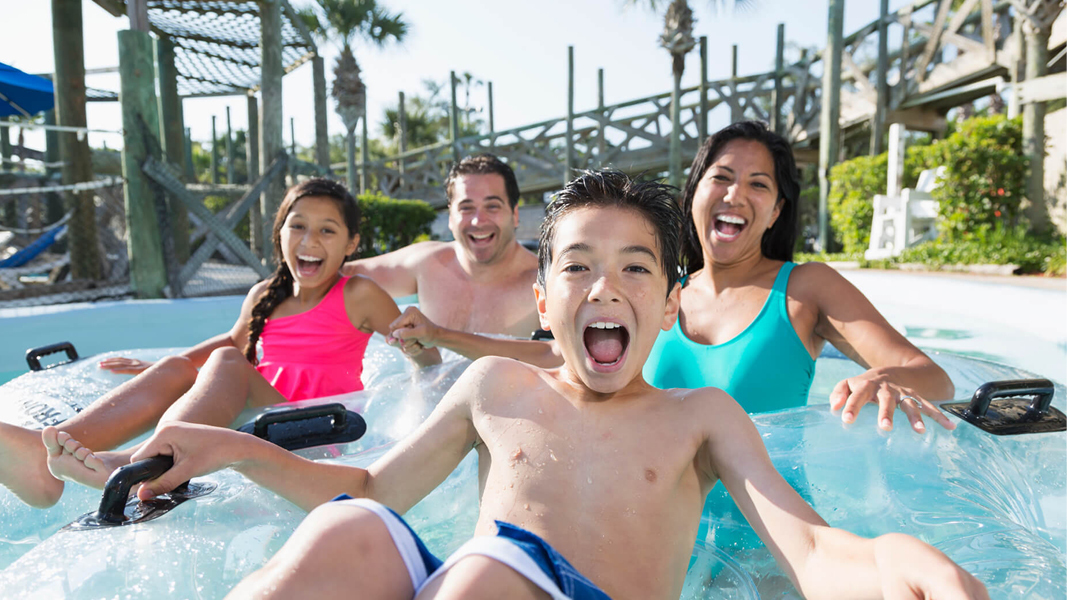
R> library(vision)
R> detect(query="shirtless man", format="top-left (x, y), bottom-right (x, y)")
top-left (124, 170), bottom-right (987, 600)
top-left (343, 153), bottom-right (540, 338)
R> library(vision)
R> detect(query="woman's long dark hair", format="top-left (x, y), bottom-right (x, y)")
top-left (680, 120), bottom-right (800, 274)
top-left (244, 178), bottom-right (361, 364)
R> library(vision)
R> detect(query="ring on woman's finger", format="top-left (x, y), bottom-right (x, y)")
top-left (899, 395), bottom-right (923, 409)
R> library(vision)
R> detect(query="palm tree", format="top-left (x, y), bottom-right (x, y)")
top-left (628, 0), bottom-right (747, 187)
top-left (297, 0), bottom-right (407, 193)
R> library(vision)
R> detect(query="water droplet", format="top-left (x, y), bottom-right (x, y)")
top-left (587, 476), bottom-right (593, 484)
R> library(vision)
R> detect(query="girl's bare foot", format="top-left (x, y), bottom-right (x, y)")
top-left (43, 427), bottom-right (129, 491)
top-left (0, 422), bottom-right (64, 508)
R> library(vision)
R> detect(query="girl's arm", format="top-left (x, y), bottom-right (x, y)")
top-left (99, 280), bottom-right (269, 374)
top-left (388, 306), bottom-right (563, 368)
top-left (698, 390), bottom-right (987, 599)
top-left (795, 262), bottom-right (955, 433)
top-left (346, 275), bottom-right (441, 367)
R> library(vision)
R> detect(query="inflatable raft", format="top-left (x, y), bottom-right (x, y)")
top-left (0, 340), bottom-right (1063, 599)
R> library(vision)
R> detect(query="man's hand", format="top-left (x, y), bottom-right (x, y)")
top-left (98, 357), bottom-right (154, 375)
top-left (874, 533), bottom-right (989, 599)
top-left (830, 370), bottom-right (956, 434)
top-left (387, 307), bottom-right (442, 356)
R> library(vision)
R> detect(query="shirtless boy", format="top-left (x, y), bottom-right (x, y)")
top-left (127, 170), bottom-right (987, 599)
top-left (343, 154), bottom-right (540, 338)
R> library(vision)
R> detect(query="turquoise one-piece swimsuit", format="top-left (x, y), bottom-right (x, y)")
top-left (643, 262), bottom-right (816, 413)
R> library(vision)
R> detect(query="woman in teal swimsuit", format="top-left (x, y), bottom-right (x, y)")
top-left (644, 121), bottom-right (955, 433)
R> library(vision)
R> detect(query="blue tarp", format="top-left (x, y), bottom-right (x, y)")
top-left (0, 61), bottom-right (54, 118)
top-left (0, 224), bottom-right (66, 268)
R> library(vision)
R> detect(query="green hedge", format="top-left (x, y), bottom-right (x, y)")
top-left (897, 228), bottom-right (1065, 275)
top-left (827, 153), bottom-right (887, 253)
top-left (927, 115), bottom-right (1026, 241)
top-left (356, 191), bottom-right (436, 257)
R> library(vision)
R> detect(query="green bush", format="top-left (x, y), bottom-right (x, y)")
top-left (356, 192), bottom-right (436, 257)
top-left (928, 115), bottom-right (1026, 241)
top-left (827, 154), bottom-right (886, 253)
top-left (897, 227), bottom-right (1065, 274)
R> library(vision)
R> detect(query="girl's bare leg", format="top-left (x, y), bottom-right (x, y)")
top-left (47, 347), bottom-right (285, 490)
top-left (0, 356), bottom-right (197, 507)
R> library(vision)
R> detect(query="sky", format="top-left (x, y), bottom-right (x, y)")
top-left (1, 0), bottom-right (914, 157)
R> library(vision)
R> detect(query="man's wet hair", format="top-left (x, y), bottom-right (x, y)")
top-left (445, 154), bottom-right (521, 208)
top-left (537, 169), bottom-right (682, 297)
top-left (680, 120), bottom-right (800, 272)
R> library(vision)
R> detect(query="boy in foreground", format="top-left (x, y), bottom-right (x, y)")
top-left (129, 171), bottom-right (987, 599)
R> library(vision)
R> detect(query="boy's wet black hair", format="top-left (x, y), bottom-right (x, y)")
top-left (244, 178), bottom-right (361, 364)
top-left (680, 120), bottom-right (800, 273)
top-left (537, 169), bottom-right (682, 297)
top-left (445, 154), bottom-right (521, 209)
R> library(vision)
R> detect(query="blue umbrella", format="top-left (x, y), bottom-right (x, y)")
top-left (0, 61), bottom-right (54, 118)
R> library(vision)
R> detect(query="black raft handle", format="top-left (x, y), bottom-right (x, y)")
top-left (26, 341), bottom-right (79, 371)
top-left (94, 456), bottom-right (183, 525)
top-left (967, 378), bottom-right (1055, 419)
top-left (251, 402), bottom-right (348, 438)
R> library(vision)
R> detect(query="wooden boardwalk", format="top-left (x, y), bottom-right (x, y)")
top-left (350, 0), bottom-right (1058, 207)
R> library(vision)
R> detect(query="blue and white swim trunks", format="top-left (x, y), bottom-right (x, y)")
top-left (332, 496), bottom-right (611, 600)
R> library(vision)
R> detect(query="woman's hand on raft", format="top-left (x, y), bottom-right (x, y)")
top-left (98, 357), bottom-right (154, 375)
top-left (874, 533), bottom-right (989, 599)
top-left (830, 371), bottom-right (955, 434)
top-left (387, 306), bottom-right (441, 355)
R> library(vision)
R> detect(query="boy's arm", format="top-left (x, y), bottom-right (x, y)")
top-left (131, 359), bottom-right (484, 513)
top-left (699, 390), bottom-right (986, 599)
top-left (799, 262), bottom-right (955, 433)
top-left (389, 306), bottom-right (563, 368)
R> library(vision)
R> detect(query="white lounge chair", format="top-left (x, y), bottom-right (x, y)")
top-left (865, 166), bottom-right (943, 260)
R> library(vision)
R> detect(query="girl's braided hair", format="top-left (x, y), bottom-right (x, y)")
top-left (244, 178), bottom-right (361, 364)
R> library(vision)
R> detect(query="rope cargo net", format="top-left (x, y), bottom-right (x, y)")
top-left (146, 0), bottom-right (315, 97)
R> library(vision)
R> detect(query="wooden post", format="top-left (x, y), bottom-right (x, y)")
top-left (51, 0), bottom-right (101, 280)
top-left (227, 106), bottom-right (235, 183)
top-left (487, 81), bottom-right (495, 151)
top-left (870, 0), bottom-right (889, 155)
top-left (312, 55), bottom-right (330, 170)
top-left (127, 0), bottom-right (148, 32)
top-left (118, 28), bottom-right (166, 298)
top-left (730, 45), bottom-right (741, 123)
top-left (43, 110), bottom-right (65, 226)
top-left (1022, 23), bottom-right (1050, 232)
top-left (0, 120), bottom-right (9, 171)
top-left (397, 91), bottom-right (407, 185)
top-left (772, 25), bottom-right (785, 136)
top-left (211, 115), bottom-right (219, 184)
top-left (1008, 22), bottom-right (1023, 118)
top-left (818, 0), bottom-right (844, 252)
top-left (290, 117), bottom-right (296, 159)
top-left (183, 126), bottom-right (194, 181)
top-left (597, 68), bottom-right (606, 163)
top-left (699, 37), bottom-right (708, 143)
top-left (360, 94), bottom-right (368, 194)
top-left (155, 35), bottom-right (190, 262)
top-left (669, 52), bottom-right (682, 189)
top-left (246, 93), bottom-right (262, 258)
top-left (0, 120), bottom-right (10, 225)
top-left (259, 0), bottom-right (285, 262)
top-left (449, 70), bottom-right (460, 163)
top-left (565, 46), bottom-right (574, 187)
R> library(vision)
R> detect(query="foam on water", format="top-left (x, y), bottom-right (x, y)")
top-left (0, 342), bottom-right (1064, 598)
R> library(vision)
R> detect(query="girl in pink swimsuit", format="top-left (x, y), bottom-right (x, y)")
top-left (0, 178), bottom-right (439, 508)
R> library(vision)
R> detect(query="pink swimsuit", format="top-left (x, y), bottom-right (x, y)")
top-left (256, 276), bottom-right (372, 401)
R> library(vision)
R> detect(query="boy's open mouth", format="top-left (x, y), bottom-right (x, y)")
top-left (583, 321), bottom-right (630, 367)
top-left (713, 214), bottom-right (747, 240)
top-left (296, 254), bottom-right (323, 277)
